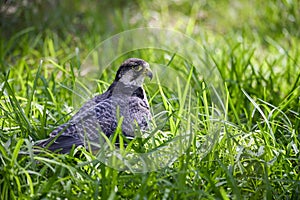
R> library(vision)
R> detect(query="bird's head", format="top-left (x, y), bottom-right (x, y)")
top-left (115, 58), bottom-right (153, 87)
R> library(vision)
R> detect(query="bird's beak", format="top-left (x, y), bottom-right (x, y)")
top-left (146, 69), bottom-right (153, 80)
top-left (144, 65), bottom-right (153, 80)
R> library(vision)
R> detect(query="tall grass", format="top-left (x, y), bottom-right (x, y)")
top-left (1, 0), bottom-right (299, 199)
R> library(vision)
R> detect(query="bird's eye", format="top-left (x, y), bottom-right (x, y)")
top-left (133, 65), bottom-right (143, 71)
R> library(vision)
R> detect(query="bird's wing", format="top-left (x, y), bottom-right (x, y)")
top-left (39, 94), bottom-right (111, 152)
top-left (50, 92), bottom-right (109, 137)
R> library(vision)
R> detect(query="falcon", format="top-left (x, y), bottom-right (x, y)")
top-left (37, 58), bottom-right (153, 153)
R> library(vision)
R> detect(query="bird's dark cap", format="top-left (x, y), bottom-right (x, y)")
top-left (121, 58), bottom-right (148, 67)
top-left (115, 58), bottom-right (151, 81)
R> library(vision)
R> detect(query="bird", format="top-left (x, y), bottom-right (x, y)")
top-left (36, 58), bottom-right (153, 153)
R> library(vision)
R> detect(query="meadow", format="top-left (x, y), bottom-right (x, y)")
top-left (0, 0), bottom-right (299, 199)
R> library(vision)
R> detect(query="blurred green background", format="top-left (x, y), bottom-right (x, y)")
top-left (1, 0), bottom-right (299, 50)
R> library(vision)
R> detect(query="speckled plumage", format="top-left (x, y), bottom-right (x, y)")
top-left (37, 58), bottom-right (152, 153)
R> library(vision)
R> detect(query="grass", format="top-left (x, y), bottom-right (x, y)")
top-left (1, 0), bottom-right (300, 199)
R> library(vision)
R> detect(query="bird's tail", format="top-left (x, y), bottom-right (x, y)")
top-left (34, 135), bottom-right (83, 154)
